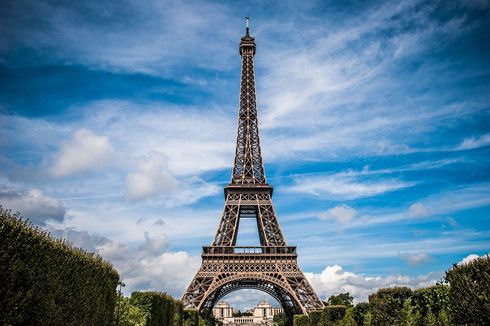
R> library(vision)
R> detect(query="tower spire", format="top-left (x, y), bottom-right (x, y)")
top-left (233, 16), bottom-right (263, 185)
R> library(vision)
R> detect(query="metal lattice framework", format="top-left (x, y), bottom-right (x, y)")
top-left (181, 18), bottom-right (324, 324)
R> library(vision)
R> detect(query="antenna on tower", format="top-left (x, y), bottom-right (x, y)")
top-left (245, 16), bottom-right (250, 36)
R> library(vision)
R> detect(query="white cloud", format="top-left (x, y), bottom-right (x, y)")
top-left (319, 205), bottom-right (357, 223)
top-left (221, 290), bottom-right (280, 312)
top-left (125, 151), bottom-right (220, 206)
top-left (126, 152), bottom-right (178, 200)
top-left (400, 252), bottom-right (431, 265)
top-left (306, 264), bottom-right (442, 303)
top-left (50, 226), bottom-right (200, 297)
top-left (0, 186), bottom-right (66, 224)
top-left (289, 174), bottom-right (415, 200)
top-left (50, 129), bottom-right (114, 177)
top-left (408, 202), bottom-right (430, 217)
top-left (95, 236), bottom-right (200, 297)
top-left (458, 253), bottom-right (480, 265)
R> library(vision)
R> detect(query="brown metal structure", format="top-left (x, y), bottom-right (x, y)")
top-left (181, 18), bottom-right (324, 323)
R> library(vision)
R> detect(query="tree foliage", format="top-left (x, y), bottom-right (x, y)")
top-left (445, 255), bottom-right (490, 325)
top-left (410, 284), bottom-right (449, 325)
top-left (114, 293), bottom-right (149, 326)
top-left (327, 293), bottom-right (354, 307)
top-left (323, 305), bottom-right (347, 324)
top-left (0, 208), bottom-right (119, 325)
top-left (368, 286), bottom-right (412, 325)
top-left (352, 302), bottom-right (369, 326)
top-left (273, 312), bottom-right (287, 326)
top-left (130, 291), bottom-right (179, 326)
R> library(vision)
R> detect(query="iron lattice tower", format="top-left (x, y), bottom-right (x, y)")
top-left (181, 18), bottom-right (324, 323)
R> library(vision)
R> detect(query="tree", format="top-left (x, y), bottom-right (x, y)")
top-left (114, 293), bottom-right (148, 326)
top-left (352, 302), bottom-right (369, 326)
top-left (410, 284), bottom-right (449, 325)
top-left (445, 255), bottom-right (490, 325)
top-left (368, 287), bottom-right (412, 325)
top-left (322, 305), bottom-right (346, 324)
top-left (327, 293), bottom-right (354, 307)
top-left (340, 307), bottom-right (357, 326)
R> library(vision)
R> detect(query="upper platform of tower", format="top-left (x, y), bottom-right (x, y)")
top-left (239, 17), bottom-right (256, 56)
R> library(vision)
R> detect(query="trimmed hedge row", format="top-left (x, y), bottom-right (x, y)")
top-left (294, 305), bottom-right (347, 325)
top-left (0, 208), bottom-right (119, 325)
top-left (117, 291), bottom-right (212, 326)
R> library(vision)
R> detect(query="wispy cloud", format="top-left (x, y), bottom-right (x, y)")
top-left (457, 133), bottom-right (490, 150)
top-left (0, 0), bottom-right (237, 75)
top-left (400, 252), bottom-right (431, 265)
top-left (288, 173), bottom-right (415, 200)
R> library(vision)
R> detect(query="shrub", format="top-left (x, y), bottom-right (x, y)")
top-left (0, 208), bottom-right (119, 325)
top-left (184, 309), bottom-right (200, 326)
top-left (309, 311), bottom-right (322, 325)
top-left (445, 255), bottom-right (490, 325)
top-left (322, 305), bottom-right (346, 324)
top-left (368, 287), bottom-right (412, 325)
top-left (294, 314), bottom-right (310, 326)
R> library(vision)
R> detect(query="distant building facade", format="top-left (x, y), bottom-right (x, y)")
top-left (213, 301), bottom-right (235, 319)
top-left (253, 300), bottom-right (283, 319)
top-left (213, 300), bottom-right (283, 325)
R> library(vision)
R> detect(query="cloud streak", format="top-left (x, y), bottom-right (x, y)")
top-left (289, 173), bottom-right (415, 200)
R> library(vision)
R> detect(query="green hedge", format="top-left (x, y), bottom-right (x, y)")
top-left (116, 291), bottom-right (199, 326)
top-left (0, 208), bottom-right (119, 325)
top-left (130, 291), bottom-right (178, 326)
top-left (368, 286), bottom-right (412, 325)
top-left (309, 311), bottom-right (322, 325)
top-left (445, 255), bottom-right (490, 325)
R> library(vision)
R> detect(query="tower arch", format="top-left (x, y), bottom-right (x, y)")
top-left (199, 274), bottom-right (304, 321)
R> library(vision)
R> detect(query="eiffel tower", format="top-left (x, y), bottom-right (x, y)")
top-left (181, 18), bottom-right (324, 322)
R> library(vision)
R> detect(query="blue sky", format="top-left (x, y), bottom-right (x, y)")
top-left (1, 0), bottom-right (489, 310)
